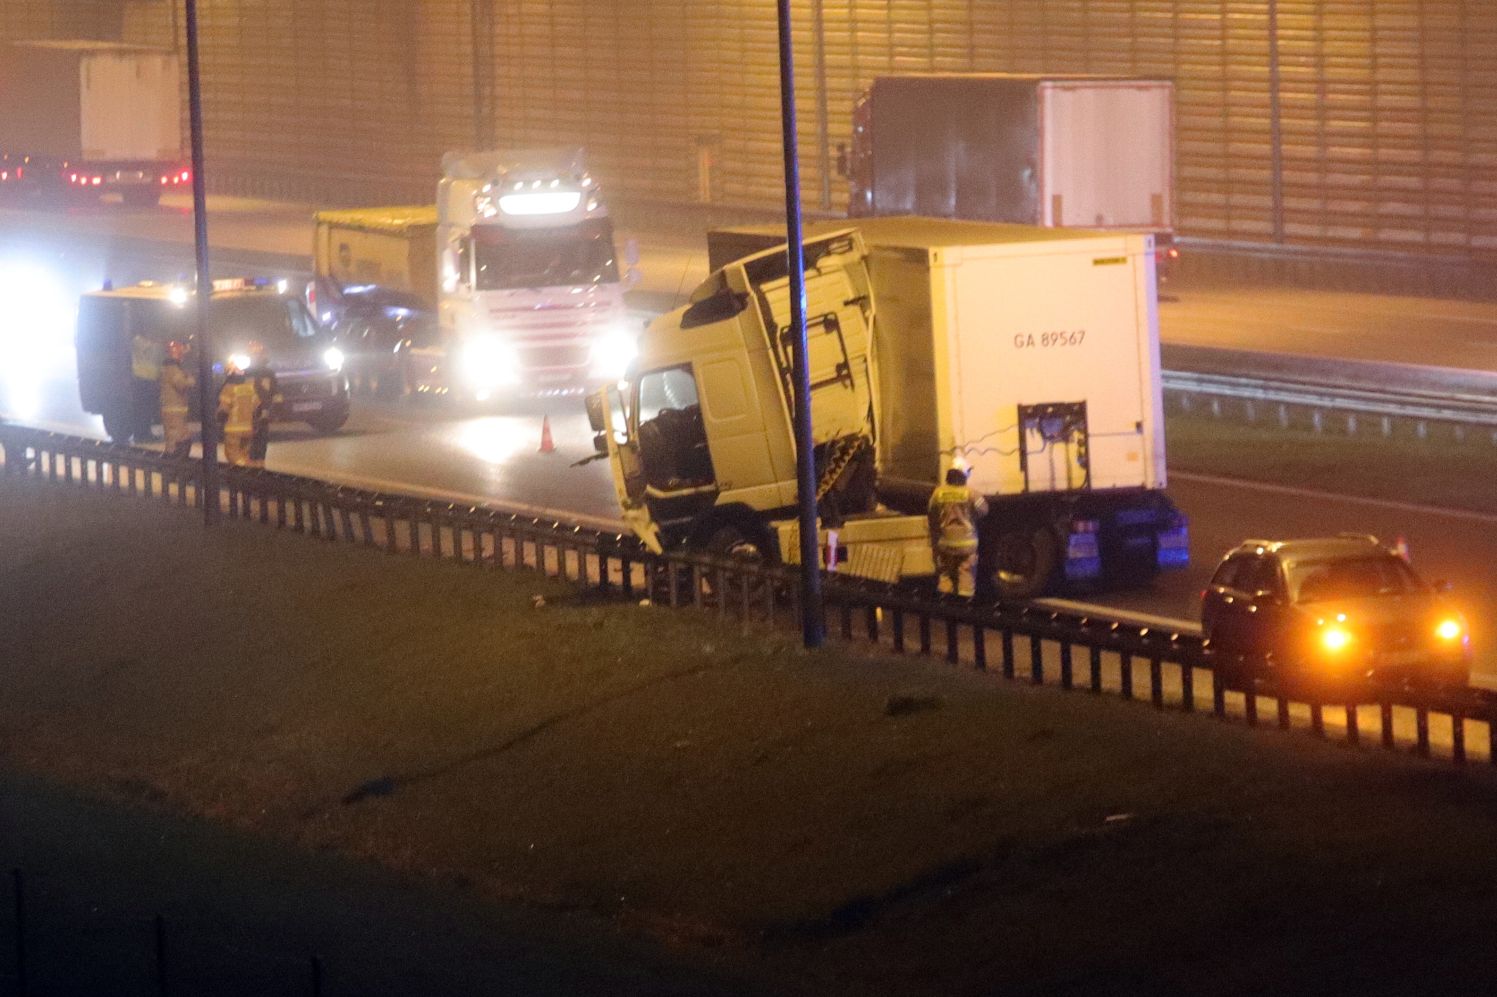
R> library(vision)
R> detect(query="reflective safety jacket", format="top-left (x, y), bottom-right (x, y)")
top-left (130, 335), bottom-right (162, 381)
top-left (159, 359), bottom-right (194, 415)
top-left (927, 483), bottom-right (989, 554)
top-left (217, 375), bottom-right (259, 434)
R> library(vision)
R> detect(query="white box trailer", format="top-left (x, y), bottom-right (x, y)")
top-left (846, 74), bottom-right (1177, 273)
top-left (0, 41), bottom-right (186, 206)
top-left (856, 218), bottom-right (1166, 498)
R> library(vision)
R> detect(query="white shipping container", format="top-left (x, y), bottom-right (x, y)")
top-left (1037, 79), bottom-right (1174, 232)
top-left (852, 218), bottom-right (1165, 498)
top-left (0, 41), bottom-right (180, 162)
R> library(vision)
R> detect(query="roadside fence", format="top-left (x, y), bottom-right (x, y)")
top-left (3, 423), bottom-right (1495, 774)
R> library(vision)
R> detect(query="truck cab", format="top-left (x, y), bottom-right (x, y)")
top-left (590, 230), bottom-right (933, 578)
top-left (76, 278), bottom-right (351, 442)
top-left (437, 149), bottom-right (637, 398)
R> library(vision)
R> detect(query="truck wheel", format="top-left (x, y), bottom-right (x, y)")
top-left (706, 523), bottom-right (775, 565)
top-left (102, 406), bottom-right (134, 443)
top-left (986, 526), bottom-right (1059, 599)
top-left (122, 187), bottom-right (162, 208)
top-left (701, 522), bottom-right (780, 607)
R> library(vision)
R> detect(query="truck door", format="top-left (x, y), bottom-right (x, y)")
top-left (746, 232), bottom-right (876, 450)
top-left (593, 383), bottom-right (663, 553)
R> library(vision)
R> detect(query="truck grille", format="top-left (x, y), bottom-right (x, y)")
top-left (516, 342), bottom-right (590, 372)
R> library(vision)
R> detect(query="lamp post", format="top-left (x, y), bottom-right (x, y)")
top-left (185, 0), bottom-right (219, 524)
top-left (775, 0), bottom-right (826, 649)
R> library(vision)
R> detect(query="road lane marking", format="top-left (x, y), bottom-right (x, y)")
top-left (1171, 472), bottom-right (1497, 523)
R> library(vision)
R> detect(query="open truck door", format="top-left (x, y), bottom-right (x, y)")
top-left (587, 386), bottom-right (663, 553)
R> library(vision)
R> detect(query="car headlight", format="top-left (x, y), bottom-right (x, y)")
top-left (1435, 618), bottom-right (1465, 642)
top-left (459, 335), bottom-right (520, 392)
top-left (1320, 625), bottom-right (1354, 655)
top-left (589, 326), bottom-right (638, 380)
top-left (323, 346), bottom-right (345, 372)
top-left (227, 352), bottom-right (252, 372)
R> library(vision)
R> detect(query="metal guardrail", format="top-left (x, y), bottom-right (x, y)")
top-left (1164, 369), bottom-right (1497, 429)
top-left (3, 424), bottom-right (1495, 770)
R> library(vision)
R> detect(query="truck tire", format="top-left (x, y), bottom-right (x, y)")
top-left (706, 523), bottom-right (776, 566)
top-left (122, 187), bottom-right (162, 208)
top-left (985, 526), bottom-right (1059, 599)
top-left (102, 405), bottom-right (134, 443)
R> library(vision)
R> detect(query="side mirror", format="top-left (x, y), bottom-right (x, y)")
top-left (1433, 579), bottom-right (1454, 594)
top-left (592, 432), bottom-right (609, 456)
top-left (584, 392), bottom-right (607, 434)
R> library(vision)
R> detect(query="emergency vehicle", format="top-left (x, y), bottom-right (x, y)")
top-left (76, 278), bottom-right (351, 442)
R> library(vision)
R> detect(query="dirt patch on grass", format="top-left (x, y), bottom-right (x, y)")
top-left (8, 474), bottom-right (1497, 993)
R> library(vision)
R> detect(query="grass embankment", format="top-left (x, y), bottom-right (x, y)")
top-left (1166, 407), bottom-right (1497, 514)
top-left (7, 474), bottom-right (1497, 994)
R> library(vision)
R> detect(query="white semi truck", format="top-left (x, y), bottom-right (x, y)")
top-left (843, 74), bottom-right (1179, 278)
top-left (313, 148), bottom-right (637, 399)
top-left (0, 41), bottom-right (188, 207)
top-left (587, 217), bottom-right (1188, 598)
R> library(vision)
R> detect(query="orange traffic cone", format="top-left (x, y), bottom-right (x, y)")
top-left (538, 414), bottom-right (556, 454)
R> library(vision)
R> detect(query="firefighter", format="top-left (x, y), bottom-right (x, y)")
top-left (129, 331), bottom-right (163, 441)
top-left (216, 357), bottom-right (258, 467)
top-left (928, 465), bottom-right (988, 597)
top-left (244, 340), bottom-right (278, 469)
top-left (158, 340), bottom-right (195, 458)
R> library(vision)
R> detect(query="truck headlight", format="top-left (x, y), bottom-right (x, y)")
top-left (589, 326), bottom-right (638, 380)
top-left (459, 335), bottom-right (520, 392)
top-left (322, 346), bottom-right (345, 372)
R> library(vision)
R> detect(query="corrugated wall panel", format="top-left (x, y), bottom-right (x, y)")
top-left (2, 0), bottom-right (1493, 258)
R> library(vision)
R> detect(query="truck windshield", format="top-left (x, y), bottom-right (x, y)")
top-left (473, 220), bottom-right (620, 291)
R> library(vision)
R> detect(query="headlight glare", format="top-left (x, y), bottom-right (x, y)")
top-left (323, 346), bottom-right (345, 371)
top-left (1320, 626), bottom-right (1353, 655)
top-left (1436, 618), bottom-right (1464, 642)
top-left (459, 335), bottom-right (520, 391)
top-left (589, 326), bottom-right (638, 380)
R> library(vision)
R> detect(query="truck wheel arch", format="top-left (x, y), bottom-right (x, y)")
top-left (687, 505), bottom-right (780, 565)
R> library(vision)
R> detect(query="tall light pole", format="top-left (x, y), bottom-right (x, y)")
top-left (776, 0), bottom-right (826, 649)
top-left (185, 0), bottom-right (219, 524)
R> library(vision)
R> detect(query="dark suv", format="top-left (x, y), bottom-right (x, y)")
top-left (1201, 536), bottom-right (1471, 689)
top-left (76, 279), bottom-right (351, 441)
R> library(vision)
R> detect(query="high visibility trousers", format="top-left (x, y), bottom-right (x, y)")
top-left (162, 410), bottom-right (191, 458)
top-left (223, 431), bottom-right (252, 467)
top-left (935, 549), bottom-right (978, 598)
